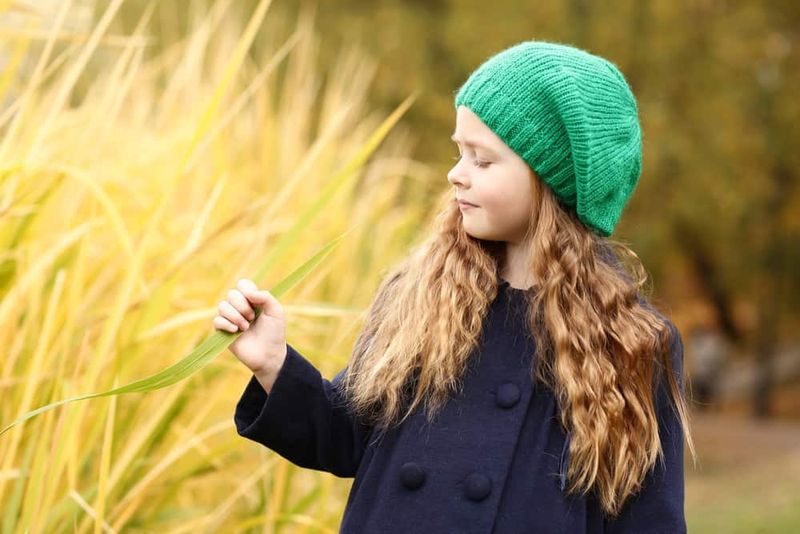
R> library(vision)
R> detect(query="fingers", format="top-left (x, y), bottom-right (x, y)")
top-left (237, 278), bottom-right (259, 295)
top-left (213, 315), bottom-right (239, 333)
top-left (228, 287), bottom-right (255, 321)
top-left (213, 278), bottom-right (280, 333)
top-left (218, 300), bottom-right (250, 331)
top-left (237, 278), bottom-right (279, 314)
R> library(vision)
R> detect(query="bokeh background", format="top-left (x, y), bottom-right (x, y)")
top-left (1, 0), bottom-right (798, 532)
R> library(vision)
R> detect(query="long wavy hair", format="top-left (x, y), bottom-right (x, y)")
top-left (339, 171), bottom-right (696, 518)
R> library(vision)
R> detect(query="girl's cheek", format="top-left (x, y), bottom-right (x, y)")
top-left (479, 179), bottom-right (506, 207)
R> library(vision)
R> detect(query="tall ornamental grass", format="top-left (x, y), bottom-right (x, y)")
top-left (0, 0), bottom-right (433, 531)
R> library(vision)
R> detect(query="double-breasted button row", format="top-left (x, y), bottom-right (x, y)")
top-left (496, 382), bottom-right (520, 408)
top-left (398, 463), bottom-right (492, 502)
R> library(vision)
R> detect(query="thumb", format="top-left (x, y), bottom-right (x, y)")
top-left (245, 289), bottom-right (282, 318)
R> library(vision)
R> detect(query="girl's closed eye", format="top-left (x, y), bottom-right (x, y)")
top-left (452, 153), bottom-right (491, 168)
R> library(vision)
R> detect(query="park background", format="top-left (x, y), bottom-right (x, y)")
top-left (0, 0), bottom-right (798, 532)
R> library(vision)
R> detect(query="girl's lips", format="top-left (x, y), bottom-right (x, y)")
top-left (458, 200), bottom-right (478, 208)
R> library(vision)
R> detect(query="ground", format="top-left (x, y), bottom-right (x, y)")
top-left (686, 409), bottom-right (800, 533)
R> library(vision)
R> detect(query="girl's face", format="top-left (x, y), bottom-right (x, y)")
top-left (447, 105), bottom-right (536, 244)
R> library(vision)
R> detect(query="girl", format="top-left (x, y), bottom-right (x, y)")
top-left (215, 40), bottom-right (695, 533)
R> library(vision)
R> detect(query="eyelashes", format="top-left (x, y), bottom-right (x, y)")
top-left (452, 154), bottom-right (491, 168)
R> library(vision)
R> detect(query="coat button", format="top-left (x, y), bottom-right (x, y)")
top-left (399, 462), bottom-right (426, 490)
top-left (464, 473), bottom-right (492, 501)
top-left (464, 472), bottom-right (492, 501)
top-left (496, 382), bottom-right (520, 408)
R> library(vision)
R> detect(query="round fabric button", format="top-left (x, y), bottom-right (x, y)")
top-left (464, 472), bottom-right (492, 501)
top-left (399, 461), bottom-right (426, 490)
top-left (496, 382), bottom-right (520, 408)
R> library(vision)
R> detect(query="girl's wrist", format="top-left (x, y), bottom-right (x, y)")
top-left (253, 346), bottom-right (287, 393)
top-left (254, 365), bottom-right (280, 394)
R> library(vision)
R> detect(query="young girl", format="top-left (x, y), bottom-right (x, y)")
top-left (214, 40), bottom-right (695, 533)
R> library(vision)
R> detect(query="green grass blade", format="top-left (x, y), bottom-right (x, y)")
top-left (0, 225), bottom-right (360, 437)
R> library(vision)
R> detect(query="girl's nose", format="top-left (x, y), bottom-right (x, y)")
top-left (447, 160), bottom-right (469, 187)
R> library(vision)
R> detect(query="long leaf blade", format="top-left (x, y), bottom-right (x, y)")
top-left (0, 225), bottom-right (360, 437)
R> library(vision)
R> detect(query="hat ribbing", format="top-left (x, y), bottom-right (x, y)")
top-left (454, 40), bottom-right (642, 237)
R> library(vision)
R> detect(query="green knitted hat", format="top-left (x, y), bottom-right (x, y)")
top-left (454, 40), bottom-right (642, 237)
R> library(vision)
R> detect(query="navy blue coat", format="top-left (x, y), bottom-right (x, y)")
top-left (234, 281), bottom-right (687, 533)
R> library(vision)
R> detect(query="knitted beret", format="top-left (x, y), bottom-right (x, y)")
top-left (454, 40), bottom-right (642, 237)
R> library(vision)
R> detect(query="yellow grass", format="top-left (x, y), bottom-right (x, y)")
top-left (0, 0), bottom-right (429, 531)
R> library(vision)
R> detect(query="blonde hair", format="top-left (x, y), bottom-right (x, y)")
top-left (340, 172), bottom-right (696, 518)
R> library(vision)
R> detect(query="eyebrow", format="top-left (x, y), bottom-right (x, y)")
top-left (450, 134), bottom-right (497, 153)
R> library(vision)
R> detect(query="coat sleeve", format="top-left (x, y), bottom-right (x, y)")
top-left (604, 321), bottom-right (687, 533)
top-left (233, 342), bottom-right (373, 478)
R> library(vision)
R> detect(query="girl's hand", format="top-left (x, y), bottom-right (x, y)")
top-left (213, 278), bottom-right (287, 376)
